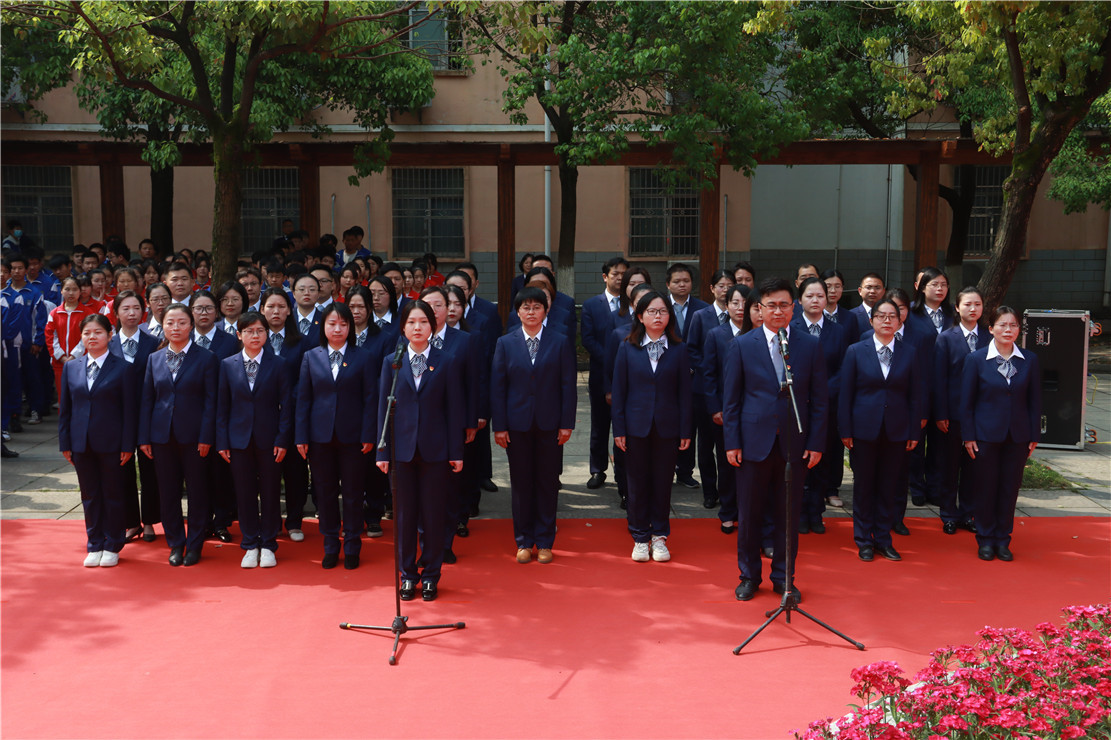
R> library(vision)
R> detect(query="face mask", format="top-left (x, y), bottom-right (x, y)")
top-left (12, 230), bottom-right (22, 238)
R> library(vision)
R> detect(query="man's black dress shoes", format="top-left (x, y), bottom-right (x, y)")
top-left (810, 520), bottom-right (826, 534)
top-left (798, 521), bottom-right (810, 534)
top-left (587, 473), bottom-right (606, 489)
top-left (168, 547), bottom-right (184, 567)
top-left (702, 496), bottom-right (719, 510)
top-left (344, 553), bottom-right (359, 570)
top-left (675, 474), bottom-right (699, 489)
top-left (957, 518), bottom-right (977, 533)
top-left (772, 582), bottom-right (803, 603)
top-left (456, 522), bottom-right (469, 538)
top-left (943, 521), bottom-right (958, 535)
top-left (619, 494), bottom-right (627, 510)
top-left (214, 528), bottom-right (233, 543)
top-left (761, 546), bottom-right (774, 559)
top-left (735, 579), bottom-right (758, 601)
top-left (421, 581), bottom-right (438, 601)
top-left (442, 548), bottom-right (457, 565)
top-left (322, 553), bottom-right (339, 569)
top-left (892, 522), bottom-right (910, 536)
top-left (399, 580), bottom-right (416, 601)
top-left (183, 549), bottom-right (201, 566)
top-left (995, 545), bottom-right (1014, 561)
top-left (877, 545), bottom-right (902, 561)
top-left (977, 545), bottom-right (995, 561)
top-left (858, 546), bottom-right (875, 562)
top-left (480, 479), bottom-right (498, 493)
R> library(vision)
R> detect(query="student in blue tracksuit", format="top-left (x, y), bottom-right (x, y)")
top-left (612, 290), bottom-right (692, 564)
top-left (295, 302), bottom-right (377, 571)
top-left (492, 287), bottom-right (577, 565)
top-left (961, 305), bottom-right (1041, 562)
top-left (59, 313), bottom-right (137, 567)
top-left (217, 312), bottom-right (293, 569)
top-left (377, 300), bottom-right (465, 602)
top-left (138, 303), bottom-right (219, 567)
top-left (932, 286), bottom-right (985, 536)
top-left (839, 298), bottom-right (924, 563)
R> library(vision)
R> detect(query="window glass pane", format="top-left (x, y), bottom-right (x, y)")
top-left (240, 168), bottom-right (299, 256)
top-left (392, 168), bottom-right (465, 258)
top-left (1, 165), bottom-right (73, 252)
top-left (628, 167), bottom-right (699, 258)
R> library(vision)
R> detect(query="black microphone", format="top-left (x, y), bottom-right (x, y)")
top-left (776, 328), bottom-right (790, 359)
top-left (391, 338), bottom-right (406, 369)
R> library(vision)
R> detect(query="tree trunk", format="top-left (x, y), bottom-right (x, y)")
top-left (943, 163), bottom-right (976, 289)
top-left (556, 160), bottom-right (578, 299)
top-left (210, 127), bottom-right (245, 286)
top-left (149, 165), bottom-right (174, 257)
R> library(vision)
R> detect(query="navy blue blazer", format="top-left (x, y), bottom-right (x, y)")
top-left (908, 307), bottom-right (954, 337)
top-left (838, 338), bottom-right (924, 442)
top-left (265, 331), bottom-right (310, 388)
top-left (441, 326), bottom-right (484, 427)
top-left (960, 346), bottom-right (1041, 445)
top-left (506, 294), bottom-right (577, 342)
top-left (850, 303), bottom-right (872, 331)
top-left (293, 308), bottom-right (323, 346)
top-left (580, 293), bottom-right (621, 372)
top-left (686, 304), bottom-right (728, 396)
top-left (216, 352), bottom-right (293, 451)
top-left (702, 322), bottom-right (742, 416)
top-left (195, 328), bottom-right (239, 360)
top-left (59, 352), bottom-right (137, 454)
top-left (722, 328), bottom-right (828, 461)
top-left (491, 328), bottom-right (577, 433)
top-left (670, 296), bottom-right (709, 340)
top-left (789, 316), bottom-right (850, 399)
top-left (138, 344), bottom-right (219, 446)
top-left (825, 305), bottom-right (865, 342)
top-left (932, 325), bottom-right (986, 421)
top-left (602, 318), bottom-right (634, 396)
top-left (108, 329), bottom-right (159, 385)
top-left (377, 347), bottom-right (465, 463)
top-left (294, 344), bottom-right (377, 445)
top-left (611, 338), bottom-right (692, 440)
top-left (860, 321), bottom-right (938, 398)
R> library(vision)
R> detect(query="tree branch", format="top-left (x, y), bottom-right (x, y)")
top-left (1002, 13), bottom-right (1032, 149)
top-left (220, 36), bottom-right (238, 121)
top-left (847, 99), bottom-right (892, 139)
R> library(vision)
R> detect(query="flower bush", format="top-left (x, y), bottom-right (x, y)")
top-left (798, 604), bottom-right (1111, 739)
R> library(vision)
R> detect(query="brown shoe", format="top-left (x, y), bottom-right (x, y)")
top-left (537, 548), bottom-right (553, 564)
top-left (516, 548), bottom-right (532, 564)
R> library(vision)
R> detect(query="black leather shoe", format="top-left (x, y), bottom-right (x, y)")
top-left (214, 527), bottom-right (233, 543)
top-left (619, 494), bottom-right (627, 510)
top-left (735, 578), bottom-right (758, 601)
top-left (943, 521), bottom-right (958, 535)
top-left (480, 478), bottom-right (498, 493)
top-left (761, 546), bottom-right (774, 559)
top-left (587, 473), bottom-right (606, 489)
top-left (399, 580), bottom-right (416, 601)
top-left (443, 548), bottom-right (457, 564)
top-left (911, 494), bottom-right (926, 506)
top-left (456, 522), bottom-right (469, 538)
top-left (810, 520), bottom-right (826, 534)
top-left (168, 547), bottom-right (184, 567)
top-left (142, 530), bottom-right (157, 543)
top-left (421, 581), bottom-right (438, 601)
top-left (977, 545), bottom-right (995, 561)
top-left (995, 545), bottom-right (1014, 561)
top-left (957, 518), bottom-right (977, 534)
top-left (798, 520), bottom-right (810, 534)
top-left (720, 521), bottom-right (737, 534)
top-left (1, 444), bottom-right (17, 458)
top-left (702, 496), bottom-right (719, 510)
top-left (9, 415), bottom-right (22, 433)
top-left (675, 474), bottom-right (699, 489)
top-left (343, 553), bottom-right (359, 570)
top-left (892, 522), bottom-right (910, 536)
top-left (878, 545), bottom-right (902, 561)
top-left (858, 546), bottom-right (875, 562)
top-left (772, 582), bottom-right (803, 603)
top-left (183, 549), bottom-right (201, 566)
top-left (322, 553), bottom-right (339, 569)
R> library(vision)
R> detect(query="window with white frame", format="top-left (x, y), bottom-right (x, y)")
top-left (407, 3), bottom-right (463, 72)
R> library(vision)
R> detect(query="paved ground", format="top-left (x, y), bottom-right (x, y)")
top-left (3, 372), bottom-right (1108, 523)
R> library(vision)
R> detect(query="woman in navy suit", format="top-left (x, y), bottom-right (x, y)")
top-left (109, 290), bottom-right (161, 543)
top-left (217, 312), bottom-right (293, 568)
top-left (961, 305), bottom-right (1041, 562)
top-left (295, 302), bottom-right (377, 570)
top-left (932, 286), bottom-right (985, 535)
top-left (138, 303), bottom-right (219, 567)
top-left (377, 300), bottom-right (464, 602)
top-left (839, 298), bottom-right (924, 563)
top-left (612, 290), bottom-right (692, 563)
top-left (492, 287), bottom-right (576, 564)
top-left (59, 313), bottom-right (137, 567)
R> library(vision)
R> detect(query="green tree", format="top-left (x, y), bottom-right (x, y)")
top-left (2, 0), bottom-right (437, 282)
top-left (1047, 92), bottom-right (1111, 214)
top-left (468, 1), bottom-right (810, 292)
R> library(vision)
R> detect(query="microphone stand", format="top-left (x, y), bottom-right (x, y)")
top-left (340, 341), bottom-right (465, 665)
top-left (735, 329), bottom-right (863, 654)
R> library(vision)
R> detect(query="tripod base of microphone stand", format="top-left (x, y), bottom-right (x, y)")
top-left (340, 617), bottom-right (466, 665)
top-left (733, 593), bottom-right (864, 654)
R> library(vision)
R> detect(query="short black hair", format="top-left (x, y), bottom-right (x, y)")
top-left (444, 269), bottom-right (472, 289)
top-left (317, 301), bottom-right (356, 350)
top-left (603, 256), bottom-right (629, 275)
top-left (757, 276), bottom-right (795, 301)
top-left (525, 265), bottom-right (557, 291)
top-left (666, 263), bottom-right (693, 282)
top-left (513, 286), bottom-right (549, 312)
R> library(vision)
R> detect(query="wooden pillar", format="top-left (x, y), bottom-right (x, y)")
top-left (914, 149), bottom-right (940, 275)
top-left (497, 143), bottom-right (516, 325)
top-left (698, 163), bottom-right (722, 302)
top-left (99, 162), bottom-right (126, 243)
top-left (298, 162), bottom-right (320, 242)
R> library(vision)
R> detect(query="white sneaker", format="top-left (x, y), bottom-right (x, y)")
top-left (99, 551), bottom-right (119, 567)
top-left (259, 549), bottom-right (277, 568)
top-left (631, 542), bottom-right (651, 562)
top-left (83, 551), bottom-right (103, 567)
top-left (25, 411), bottom-right (42, 425)
top-left (827, 495), bottom-right (844, 507)
top-left (240, 549), bottom-right (260, 568)
top-left (650, 535), bottom-right (671, 562)
top-left (288, 529), bottom-right (304, 542)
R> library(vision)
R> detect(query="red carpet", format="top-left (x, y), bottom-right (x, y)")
top-left (3, 516), bottom-right (1108, 739)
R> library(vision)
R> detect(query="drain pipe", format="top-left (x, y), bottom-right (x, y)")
top-left (721, 194), bottom-right (728, 270)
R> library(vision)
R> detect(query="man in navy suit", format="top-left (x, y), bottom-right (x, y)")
top-left (850, 272), bottom-right (885, 332)
top-left (723, 278), bottom-right (828, 602)
top-left (291, 274), bottom-right (323, 345)
top-left (665, 263), bottom-right (709, 489)
top-left (527, 256), bottom-right (577, 342)
top-left (579, 257), bottom-right (628, 489)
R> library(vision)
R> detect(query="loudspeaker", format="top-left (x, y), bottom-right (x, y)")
top-left (1023, 310), bottom-right (1090, 449)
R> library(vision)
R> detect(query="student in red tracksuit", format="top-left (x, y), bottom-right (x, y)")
top-left (45, 277), bottom-right (91, 395)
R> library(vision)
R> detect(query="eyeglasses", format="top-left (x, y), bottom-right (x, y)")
top-left (192, 305), bottom-right (216, 314)
top-left (760, 302), bottom-right (792, 313)
top-left (643, 308), bottom-right (669, 317)
top-left (926, 281), bottom-right (948, 289)
top-left (873, 312), bottom-right (899, 322)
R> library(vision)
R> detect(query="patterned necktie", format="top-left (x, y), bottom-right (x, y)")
top-left (930, 310), bottom-right (943, 330)
top-left (166, 349), bottom-right (184, 376)
top-left (196, 334), bottom-right (211, 350)
top-left (674, 304), bottom-right (685, 336)
top-left (809, 323), bottom-right (821, 337)
top-left (151, 324), bottom-right (164, 339)
top-left (356, 331), bottom-right (366, 347)
top-left (996, 356), bottom-right (1016, 381)
top-left (718, 311), bottom-right (729, 326)
top-left (610, 297), bottom-right (619, 313)
top-left (877, 345), bottom-right (893, 366)
top-left (894, 332), bottom-right (903, 343)
top-left (526, 336), bottom-right (539, 362)
top-left (270, 333), bottom-right (283, 353)
top-left (299, 317), bottom-right (311, 335)
top-left (224, 322), bottom-right (236, 335)
top-left (966, 331), bottom-right (977, 352)
top-left (329, 350), bottom-right (342, 371)
top-left (770, 338), bottom-right (785, 383)
top-left (431, 334), bottom-right (443, 350)
top-left (646, 339), bottom-right (665, 364)
top-left (87, 360), bottom-right (99, 385)
top-left (411, 352), bottom-right (426, 378)
top-left (123, 338), bottom-right (137, 359)
top-left (245, 359), bottom-right (259, 385)
top-left (826, 310), bottom-right (838, 324)
top-left (376, 317), bottom-right (389, 328)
